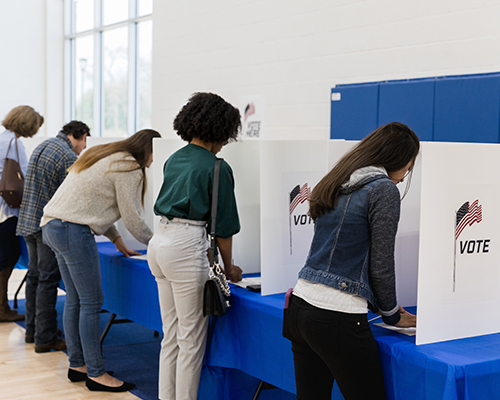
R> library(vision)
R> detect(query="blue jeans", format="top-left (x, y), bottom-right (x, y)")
top-left (24, 231), bottom-right (61, 344)
top-left (42, 219), bottom-right (105, 377)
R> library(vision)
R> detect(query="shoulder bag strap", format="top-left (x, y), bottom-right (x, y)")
top-left (14, 137), bottom-right (20, 163)
top-left (4, 138), bottom-right (14, 160)
top-left (209, 158), bottom-right (222, 268)
top-left (4, 137), bottom-right (20, 163)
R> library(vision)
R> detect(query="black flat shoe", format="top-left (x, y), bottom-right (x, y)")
top-left (68, 369), bottom-right (114, 382)
top-left (85, 377), bottom-right (135, 392)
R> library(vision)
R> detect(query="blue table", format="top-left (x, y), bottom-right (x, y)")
top-left (97, 242), bottom-right (500, 400)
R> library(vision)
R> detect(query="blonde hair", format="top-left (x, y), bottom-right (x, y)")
top-left (69, 129), bottom-right (161, 205)
top-left (2, 106), bottom-right (44, 137)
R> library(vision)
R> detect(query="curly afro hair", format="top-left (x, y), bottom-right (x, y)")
top-left (62, 120), bottom-right (90, 140)
top-left (173, 92), bottom-right (241, 143)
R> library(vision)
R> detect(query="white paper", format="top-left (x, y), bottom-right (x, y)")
top-left (374, 322), bottom-right (416, 336)
top-left (130, 253), bottom-right (148, 261)
top-left (231, 277), bottom-right (262, 288)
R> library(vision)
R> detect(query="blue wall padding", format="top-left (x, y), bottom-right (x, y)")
top-left (331, 72), bottom-right (500, 143)
top-left (433, 74), bottom-right (500, 143)
top-left (378, 78), bottom-right (435, 141)
top-left (330, 83), bottom-right (379, 140)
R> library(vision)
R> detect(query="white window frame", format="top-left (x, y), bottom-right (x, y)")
top-left (64, 0), bottom-right (152, 136)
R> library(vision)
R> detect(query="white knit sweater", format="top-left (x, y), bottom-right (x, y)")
top-left (41, 152), bottom-right (152, 245)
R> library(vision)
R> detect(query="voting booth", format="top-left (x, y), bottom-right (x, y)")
top-left (330, 72), bottom-right (500, 345)
top-left (150, 136), bottom-right (500, 345)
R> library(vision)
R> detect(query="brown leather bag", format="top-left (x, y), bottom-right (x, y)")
top-left (0, 138), bottom-right (24, 208)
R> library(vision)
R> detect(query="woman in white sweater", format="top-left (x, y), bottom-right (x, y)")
top-left (41, 129), bottom-right (161, 393)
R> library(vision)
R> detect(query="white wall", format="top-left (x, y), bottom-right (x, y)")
top-left (0, 0), bottom-right (64, 137)
top-left (152, 0), bottom-right (500, 140)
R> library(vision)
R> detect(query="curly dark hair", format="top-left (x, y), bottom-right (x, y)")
top-left (173, 92), bottom-right (241, 143)
top-left (61, 120), bottom-right (91, 140)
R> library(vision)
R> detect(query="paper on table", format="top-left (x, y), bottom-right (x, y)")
top-left (130, 253), bottom-right (148, 261)
top-left (373, 322), bottom-right (416, 336)
top-left (231, 277), bottom-right (262, 288)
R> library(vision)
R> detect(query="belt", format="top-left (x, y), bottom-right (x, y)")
top-left (160, 216), bottom-right (206, 227)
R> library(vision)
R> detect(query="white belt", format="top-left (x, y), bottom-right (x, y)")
top-left (160, 216), bottom-right (206, 227)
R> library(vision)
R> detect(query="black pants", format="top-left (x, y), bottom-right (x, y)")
top-left (0, 217), bottom-right (20, 272)
top-left (283, 294), bottom-right (386, 400)
top-left (24, 231), bottom-right (61, 344)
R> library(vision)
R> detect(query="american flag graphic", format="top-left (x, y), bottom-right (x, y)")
top-left (453, 199), bottom-right (483, 292)
top-left (455, 200), bottom-right (482, 240)
top-left (289, 183), bottom-right (311, 214)
top-left (244, 103), bottom-right (255, 122)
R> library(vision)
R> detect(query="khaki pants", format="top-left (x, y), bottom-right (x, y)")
top-left (148, 218), bottom-right (209, 400)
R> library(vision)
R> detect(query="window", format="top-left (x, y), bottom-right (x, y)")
top-left (65, 0), bottom-right (152, 137)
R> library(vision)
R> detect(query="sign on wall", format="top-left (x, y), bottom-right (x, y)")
top-left (239, 95), bottom-right (265, 139)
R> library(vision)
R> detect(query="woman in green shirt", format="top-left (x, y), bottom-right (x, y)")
top-left (148, 92), bottom-right (242, 400)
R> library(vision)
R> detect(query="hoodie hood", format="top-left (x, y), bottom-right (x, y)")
top-left (339, 166), bottom-right (389, 194)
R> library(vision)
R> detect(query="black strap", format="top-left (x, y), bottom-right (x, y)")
top-left (209, 158), bottom-right (222, 267)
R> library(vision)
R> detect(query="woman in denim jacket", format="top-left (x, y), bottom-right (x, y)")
top-left (283, 122), bottom-right (419, 400)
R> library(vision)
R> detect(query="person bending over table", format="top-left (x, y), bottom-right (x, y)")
top-left (41, 129), bottom-right (161, 393)
top-left (283, 122), bottom-right (419, 400)
top-left (148, 92), bottom-right (243, 400)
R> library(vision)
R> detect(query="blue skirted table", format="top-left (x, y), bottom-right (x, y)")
top-left (97, 242), bottom-right (500, 400)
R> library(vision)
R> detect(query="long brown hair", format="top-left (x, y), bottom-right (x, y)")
top-left (309, 122), bottom-right (420, 220)
top-left (69, 129), bottom-right (161, 205)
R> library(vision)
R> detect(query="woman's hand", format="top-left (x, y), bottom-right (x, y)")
top-left (395, 306), bottom-right (416, 328)
top-left (225, 264), bottom-right (243, 282)
top-left (113, 236), bottom-right (141, 257)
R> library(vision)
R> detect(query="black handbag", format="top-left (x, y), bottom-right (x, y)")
top-left (0, 138), bottom-right (24, 208)
top-left (203, 158), bottom-right (231, 317)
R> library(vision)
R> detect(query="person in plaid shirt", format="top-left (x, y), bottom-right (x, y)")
top-left (17, 120), bottom-right (89, 353)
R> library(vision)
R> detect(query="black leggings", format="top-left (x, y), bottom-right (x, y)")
top-left (283, 294), bottom-right (386, 400)
top-left (0, 217), bottom-right (20, 272)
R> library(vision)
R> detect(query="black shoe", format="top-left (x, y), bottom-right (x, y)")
top-left (85, 377), bottom-right (135, 392)
top-left (68, 369), bottom-right (114, 382)
top-left (26, 328), bottom-right (62, 344)
top-left (34, 338), bottom-right (66, 353)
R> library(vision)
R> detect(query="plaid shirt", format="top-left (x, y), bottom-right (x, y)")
top-left (16, 133), bottom-right (77, 237)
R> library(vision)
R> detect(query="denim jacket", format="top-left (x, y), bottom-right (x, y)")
top-left (298, 168), bottom-right (401, 325)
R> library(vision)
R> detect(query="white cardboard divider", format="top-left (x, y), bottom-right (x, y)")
top-left (416, 142), bottom-right (500, 345)
top-left (218, 140), bottom-right (261, 273)
top-left (260, 140), bottom-right (328, 295)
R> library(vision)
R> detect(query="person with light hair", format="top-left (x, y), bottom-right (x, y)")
top-left (0, 105), bottom-right (43, 323)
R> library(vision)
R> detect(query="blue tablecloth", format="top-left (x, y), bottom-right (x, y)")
top-left (97, 242), bottom-right (500, 400)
